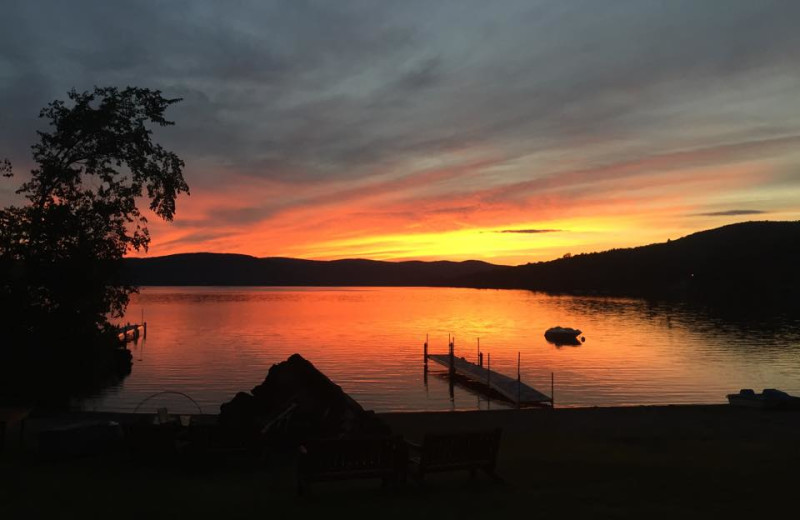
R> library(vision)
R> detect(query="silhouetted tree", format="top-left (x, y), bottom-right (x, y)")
top-left (0, 87), bottom-right (189, 401)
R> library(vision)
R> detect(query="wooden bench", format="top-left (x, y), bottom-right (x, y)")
top-left (407, 428), bottom-right (502, 481)
top-left (297, 436), bottom-right (407, 494)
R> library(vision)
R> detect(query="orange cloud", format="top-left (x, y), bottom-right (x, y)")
top-left (134, 136), bottom-right (800, 265)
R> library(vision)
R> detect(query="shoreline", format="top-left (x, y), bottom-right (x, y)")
top-left (12, 402), bottom-right (798, 443)
top-left (15, 402), bottom-right (736, 421)
top-left (10, 401), bottom-right (779, 421)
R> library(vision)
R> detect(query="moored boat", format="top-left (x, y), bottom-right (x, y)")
top-left (544, 326), bottom-right (583, 345)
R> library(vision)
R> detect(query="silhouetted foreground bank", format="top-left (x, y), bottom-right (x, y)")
top-left (4, 355), bottom-right (799, 516)
top-left (4, 405), bottom-right (799, 518)
top-left (0, 341), bottom-right (131, 408)
top-left (0, 86), bottom-right (187, 409)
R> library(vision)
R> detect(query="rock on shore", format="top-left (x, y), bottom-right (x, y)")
top-left (219, 354), bottom-right (390, 439)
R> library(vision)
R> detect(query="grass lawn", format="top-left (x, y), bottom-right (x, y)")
top-left (2, 406), bottom-right (798, 519)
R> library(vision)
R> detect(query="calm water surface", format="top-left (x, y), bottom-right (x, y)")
top-left (79, 287), bottom-right (800, 413)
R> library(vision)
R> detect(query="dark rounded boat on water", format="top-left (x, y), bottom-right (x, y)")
top-left (544, 326), bottom-right (583, 346)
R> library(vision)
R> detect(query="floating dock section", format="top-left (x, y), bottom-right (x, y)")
top-left (425, 337), bottom-right (553, 407)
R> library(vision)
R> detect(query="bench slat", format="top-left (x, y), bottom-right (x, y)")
top-left (298, 436), bottom-right (406, 493)
top-left (415, 428), bottom-right (502, 478)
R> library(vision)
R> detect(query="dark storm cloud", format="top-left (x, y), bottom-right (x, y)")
top-left (696, 210), bottom-right (768, 217)
top-left (2, 0), bottom-right (800, 193)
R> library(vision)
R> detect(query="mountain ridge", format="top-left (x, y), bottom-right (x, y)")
top-left (121, 253), bottom-right (498, 286)
top-left (457, 220), bottom-right (800, 304)
top-left (122, 221), bottom-right (800, 305)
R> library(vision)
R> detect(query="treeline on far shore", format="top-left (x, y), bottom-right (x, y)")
top-left (120, 221), bottom-right (800, 308)
top-left (456, 221), bottom-right (800, 308)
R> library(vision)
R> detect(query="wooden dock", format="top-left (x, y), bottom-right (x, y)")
top-left (117, 323), bottom-right (146, 343)
top-left (426, 343), bottom-right (552, 407)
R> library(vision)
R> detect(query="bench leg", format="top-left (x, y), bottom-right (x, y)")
top-left (297, 477), bottom-right (310, 496)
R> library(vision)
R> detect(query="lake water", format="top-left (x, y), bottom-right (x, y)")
top-left (78, 286), bottom-right (800, 414)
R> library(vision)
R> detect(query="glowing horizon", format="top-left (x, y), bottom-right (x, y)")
top-left (135, 140), bottom-right (800, 265)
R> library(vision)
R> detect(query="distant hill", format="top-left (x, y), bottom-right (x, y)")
top-left (122, 221), bottom-right (800, 304)
top-left (458, 221), bottom-right (800, 304)
top-left (121, 254), bottom-right (498, 287)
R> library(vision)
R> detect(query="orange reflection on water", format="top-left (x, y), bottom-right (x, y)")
top-left (86, 287), bottom-right (800, 414)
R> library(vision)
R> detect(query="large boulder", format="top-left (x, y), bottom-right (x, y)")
top-left (219, 354), bottom-right (390, 440)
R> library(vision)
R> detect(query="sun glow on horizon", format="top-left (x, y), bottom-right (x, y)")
top-left (285, 218), bottom-right (634, 264)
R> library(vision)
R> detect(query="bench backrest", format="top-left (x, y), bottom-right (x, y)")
top-left (301, 436), bottom-right (402, 476)
top-left (420, 428), bottom-right (501, 470)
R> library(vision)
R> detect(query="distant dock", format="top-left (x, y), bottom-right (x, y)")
top-left (117, 323), bottom-right (146, 343)
top-left (425, 337), bottom-right (553, 408)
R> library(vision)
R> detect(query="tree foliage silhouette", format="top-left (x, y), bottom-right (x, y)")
top-left (0, 87), bottom-right (189, 399)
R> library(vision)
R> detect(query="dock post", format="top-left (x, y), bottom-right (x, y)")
top-left (517, 352), bottom-right (521, 409)
top-left (143, 322), bottom-right (147, 339)
top-left (448, 336), bottom-right (455, 400)
top-left (449, 375), bottom-right (454, 401)
top-left (487, 353), bottom-right (490, 389)
top-left (448, 338), bottom-right (455, 379)
top-left (423, 336), bottom-right (429, 391)
top-left (551, 372), bottom-right (555, 409)
top-left (479, 352), bottom-right (483, 368)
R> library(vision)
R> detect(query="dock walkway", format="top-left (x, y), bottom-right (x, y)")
top-left (117, 323), bottom-right (146, 343)
top-left (427, 353), bottom-right (551, 406)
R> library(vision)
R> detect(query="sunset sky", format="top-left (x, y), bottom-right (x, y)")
top-left (2, 1), bottom-right (799, 265)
